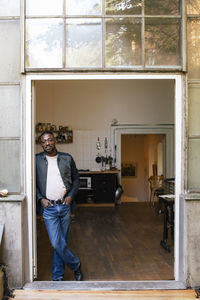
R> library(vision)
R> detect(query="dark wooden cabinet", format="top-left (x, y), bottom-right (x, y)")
top-left (93, 174), bottom-right (116, 203)
top-left (76, 188), bottom-right (94, 204)
top-left (76, 172), bottom-right (118, 204)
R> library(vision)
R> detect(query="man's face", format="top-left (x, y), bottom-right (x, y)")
top-left (40, 133), bottom-right (56, 155)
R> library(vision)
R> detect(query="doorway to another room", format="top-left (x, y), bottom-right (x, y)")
top-left (121, 134), bottom-right (165, 204)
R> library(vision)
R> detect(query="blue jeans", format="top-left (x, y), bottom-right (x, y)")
top-left (43, 203), bottom-right (80, 280)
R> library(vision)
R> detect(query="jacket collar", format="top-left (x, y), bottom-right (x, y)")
top-left (41, 151), bottom-right (59, 160)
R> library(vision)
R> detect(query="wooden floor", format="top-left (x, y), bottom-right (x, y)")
top-left (12, 289), bottom-right (196, 300)
top-left (36, 203), bottom-right (174, 281)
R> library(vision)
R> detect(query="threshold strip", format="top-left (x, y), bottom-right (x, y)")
top-left (23, 280), bottom-right (186, 291)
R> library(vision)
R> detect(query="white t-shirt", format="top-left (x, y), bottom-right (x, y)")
top-left (46, 155), bottom-right (66, 200)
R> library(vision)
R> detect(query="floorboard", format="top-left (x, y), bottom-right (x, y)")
top-left (12, 289), bottom-right (195, 300)
top-left (36, 203), bottom-right (174, 281)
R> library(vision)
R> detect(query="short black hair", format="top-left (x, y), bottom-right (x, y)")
top-left (38, 131), bottom-right (55, 143)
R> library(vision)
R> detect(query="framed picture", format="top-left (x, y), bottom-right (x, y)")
top-left (121, 162), bottom-right (137, 177)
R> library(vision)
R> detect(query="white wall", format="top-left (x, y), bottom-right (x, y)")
top-left (36, 129), bottom-right (109, 171)
top-left (36, 79), bottom-right (174, 170)
top-left (146, 134), bottom-right (164, 177)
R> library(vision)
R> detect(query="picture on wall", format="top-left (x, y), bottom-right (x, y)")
top-left (121, 162), bottom-right (137, 177)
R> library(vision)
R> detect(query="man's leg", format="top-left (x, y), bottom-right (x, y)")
top-left (43, 204), bottom-right (80, 280)
top-left (52, 250), bottom-right (65, 281)
top-left (52, 204), bottom-right (71, 280)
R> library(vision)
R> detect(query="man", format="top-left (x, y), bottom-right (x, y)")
top-left (36, 130), bottom-right (83, 281)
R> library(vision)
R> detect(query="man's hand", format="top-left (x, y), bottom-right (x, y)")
top-left (40, 198), bottom-right (52, 208)
top-left (63, 196), bottom-right (72, 205)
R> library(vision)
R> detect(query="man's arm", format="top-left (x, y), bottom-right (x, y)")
top-left (36, 186), bottom-right (44, 203)
top-left (36, 154), bottom-right (52, 210)
top-left (36, 187), bottom-right (52, 208)
top-left (64, 156), bottom-right (79, 204)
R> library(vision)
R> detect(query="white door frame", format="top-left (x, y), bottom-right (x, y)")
top-left (111, 124), bottom-right (174, 178)
top-left (25, 73), bottom-right (184, 283)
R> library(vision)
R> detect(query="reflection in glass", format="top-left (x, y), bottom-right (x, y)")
top-left (0, 0), bottom-right (20, 16)
top-left (26, 19), bottom-right (63, 68)
top-left (0, 20), bottom-right (20, 82)
top-left (66, 0), bottom-right (101, 15)
top-left (0, 140), bottom-right (21, 192)
top-left (145, 18), bottom-right (180, 66)
top-left (0, 86), bottom-right (20, 138)
top-left (145, 0), bottom-right (180, 15)
top-left (187, 0), bottom-right (200, 14)
top-left (188, 19), bottom-right (200, 79)
top-left (26, 0), bottom-right (63, 16)
top-left (188, 84), bottom-right (200, 136)
top-left (66, 19), bottom-right (102, 67)
top-left (106, 18), bottom-right (141, 66)
top-left (106, 0), bottom-right (142, 15)
top-left (188, 139), bottom-right (200, 190)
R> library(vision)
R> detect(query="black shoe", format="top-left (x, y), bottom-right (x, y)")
top-left (74, 264), bottom-right (83, 281)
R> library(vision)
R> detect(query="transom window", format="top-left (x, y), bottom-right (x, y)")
top-left (25, 0), bottom-right (182, 70)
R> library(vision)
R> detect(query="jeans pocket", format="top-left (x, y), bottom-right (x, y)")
top-left (44, 204), bottom-right (53, 210)
top-left (62, 203), bottom-right (70, 211)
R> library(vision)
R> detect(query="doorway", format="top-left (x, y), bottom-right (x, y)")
top-left (121, 134), bottom-right (165, 203)
top-left (25, 77), bottom-right (184, 288)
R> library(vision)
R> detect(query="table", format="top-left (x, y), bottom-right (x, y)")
top-left (159, 194), bottom-right (174, 252)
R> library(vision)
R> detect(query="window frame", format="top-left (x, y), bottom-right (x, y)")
top-left (0, 5), bottom-right (23, 193)
top-left (23, 0), bottom-right (185, 71)
top-left (186, 1), bottom-right (200, 192)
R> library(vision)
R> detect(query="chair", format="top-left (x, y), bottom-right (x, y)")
top-left (148, 175), bottom-right (164, 206)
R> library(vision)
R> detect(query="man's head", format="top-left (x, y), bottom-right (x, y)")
top-left (39, 131), bottom-right (57, 156)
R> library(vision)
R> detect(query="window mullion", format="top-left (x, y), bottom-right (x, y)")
top-left (181, 0), bottom-right (186, 71)
top-left (102, 0), bottom-right (105, 68)
top-left (142, 0), bottom-right (145, 68)
top-left (63, 0), bottom-right (66, 68)
top-left (21, 0), bottom-right (25, 73)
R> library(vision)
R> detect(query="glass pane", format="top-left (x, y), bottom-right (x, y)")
top-left (106, 0), bottom-right (142, 15)
top-left (188, 139), bottom-right (200, 190)
top-left (187, 0), bottom-right (200, 14)
top-left (26, 0), bottom-right (63, 16)
top-left (0, 20), bottom-right (20, 82)
top-left (26, 19), bottom-right (63, 68)
top-left (66, 0), bottom-right (102, 15)
top-left (145, 0), bottom-right (180, 15)
top-left (66, 19), bottom-right (102, 67)
top-left (0, 0), bottom-right (20, 16)
top-left (0, 140), bottom-right (21, 192)
top-left (187, 19), bottom-right (200, 79)
top-left (145, 18), bottom-right (181, 66)
top-left (0, 86), bottom-right (20, 137)
top-left (188, 84), bottom-right (200, 136)
top-left (105, 18), bottom-right (141, 66)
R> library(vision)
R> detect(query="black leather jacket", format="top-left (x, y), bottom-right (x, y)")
top-left (36, 151), bottom-right (79, 214)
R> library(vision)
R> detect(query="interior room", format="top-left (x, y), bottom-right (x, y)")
top-left (35, 79), bottom-right (175, 281)
top-left (121, 134), bottom-right (165, 203)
